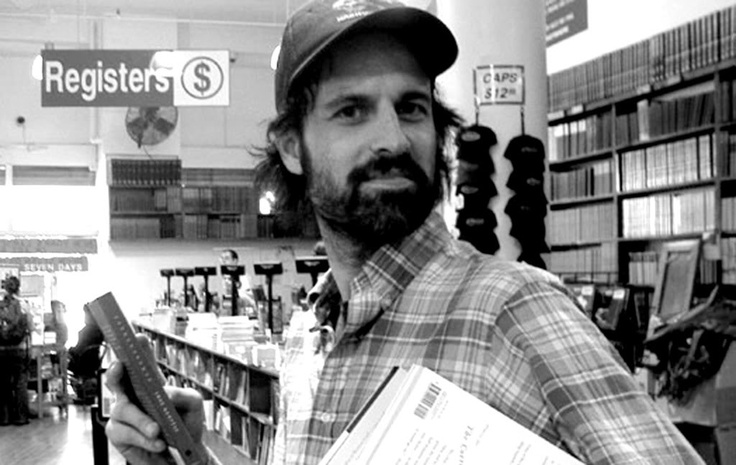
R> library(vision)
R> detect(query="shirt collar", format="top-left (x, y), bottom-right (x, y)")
top-left (306, 211), bottom-right (452, 330)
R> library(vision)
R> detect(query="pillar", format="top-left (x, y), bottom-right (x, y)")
top-left (436, 0), bottom-right (548, 262)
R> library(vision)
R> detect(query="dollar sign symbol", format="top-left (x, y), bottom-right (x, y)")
top-left (193, 62), bottom-right (211, 96)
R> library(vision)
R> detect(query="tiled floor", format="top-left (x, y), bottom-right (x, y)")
top-left (0, 403), bottom-right (126, 465)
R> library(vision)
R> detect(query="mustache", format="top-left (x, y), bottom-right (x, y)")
top-left (348, 153), bottom-right (429, 186)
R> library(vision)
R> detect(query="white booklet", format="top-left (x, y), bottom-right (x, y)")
top-left (319, 364), bottom-right (584, 465)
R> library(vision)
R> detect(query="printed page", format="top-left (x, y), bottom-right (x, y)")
top-left (322, 365), bottom-right (584, 465)
top-left (367, 365), bottom-right (583, 465)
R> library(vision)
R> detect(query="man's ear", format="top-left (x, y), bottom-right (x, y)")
top-left (275, 131), bottom-right (304, 175)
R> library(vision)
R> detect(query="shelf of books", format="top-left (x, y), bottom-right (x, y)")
top-left (547, 4), bottom-right (736, 287)
top-left (132, 322), bottom-right (279, 465)
top-left (108, 161), bottom-right (318, 241)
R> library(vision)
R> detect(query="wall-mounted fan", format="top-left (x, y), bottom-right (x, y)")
top-left (125, 106), bottom-right (178, 148)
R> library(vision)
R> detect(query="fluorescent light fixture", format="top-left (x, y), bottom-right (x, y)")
top-left (270, 44), bottom-right (281, 71)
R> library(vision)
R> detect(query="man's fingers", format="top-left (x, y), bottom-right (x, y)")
top-left (166, 386), bottom-right (202, 411)
top-left (105, 418), bottom-right (167, 454)
top-left (109, 392), bottom-right (161, 440)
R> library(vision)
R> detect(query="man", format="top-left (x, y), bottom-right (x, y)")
top-left (105, 1), bottom-right (705, 464)
top-left (0, 275), bottom-right (32, 426)
top-left (218, 248), bottom-right (256, 316)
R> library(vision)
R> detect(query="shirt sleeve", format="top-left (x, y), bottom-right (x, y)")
top-left (500, 280), bottom-right (704, 465)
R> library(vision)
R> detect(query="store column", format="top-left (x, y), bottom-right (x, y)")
top-left (436, 0), bottom-right (548, 262)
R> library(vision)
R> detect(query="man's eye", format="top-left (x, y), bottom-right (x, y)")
top-left (334, 105), bottom-right (365, 120)
top-left (397, 102), bottom-right (428, 119)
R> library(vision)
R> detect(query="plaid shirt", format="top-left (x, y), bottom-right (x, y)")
top-left (270, 212), bottom-right (703, 465)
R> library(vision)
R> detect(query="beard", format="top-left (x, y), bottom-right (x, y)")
top-left (302, 142), bottom-right (442, 251)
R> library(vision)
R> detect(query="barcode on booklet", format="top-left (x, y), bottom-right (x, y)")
top-left (414, 382), bottom-right (442, 419)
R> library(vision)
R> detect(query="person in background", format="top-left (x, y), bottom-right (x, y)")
top-left (217, 248), bottom-right (256, 317)
top-left (48, 300), bottom-right (69, 349)
top-left (68, 305), bottom-right (104, 404)
top-left (184, 284), bottom-right (200, 311)
top-left (0, 275), bottom-right (32, 426)
top-left (312, 240), bottom-right (327, 257)
top-left (104, 1), bottom-right (705, 464)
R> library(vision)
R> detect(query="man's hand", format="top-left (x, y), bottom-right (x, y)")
top-left (104, 335), bottom-right (206, 465)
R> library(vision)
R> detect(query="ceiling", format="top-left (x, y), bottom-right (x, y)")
top-left (0, 0), bottom-right (309, 26)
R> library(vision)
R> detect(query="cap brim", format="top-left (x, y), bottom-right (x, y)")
top-left (288, 7), bottom-right (457, 100)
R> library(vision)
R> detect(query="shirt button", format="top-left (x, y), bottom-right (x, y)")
top-left (320, 412), bottom-right (335, 423)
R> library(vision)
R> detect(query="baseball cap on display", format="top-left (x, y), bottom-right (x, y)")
top-left (274, 0), bottom-right (458, 113)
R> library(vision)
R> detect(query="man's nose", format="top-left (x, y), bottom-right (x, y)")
top-left (370, 107), bottom-right (410, 156)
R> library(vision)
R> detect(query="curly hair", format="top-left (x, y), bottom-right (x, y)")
top-left (3, 275), bottom-right (20, 296)
top-left (252, 73), bottom-right (463, 214)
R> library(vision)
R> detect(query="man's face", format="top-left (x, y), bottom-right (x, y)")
top-left (293, 32), bottom-right (440, 248)
top-left (220, 252), bottom-right (237, 265)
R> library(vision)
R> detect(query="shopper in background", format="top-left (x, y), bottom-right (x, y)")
top-left (217, 248), bottom-right (256, 316)
top-left (0, 275), bottom-right (32, 426)
top-left (68, 305), bottom-right (104, 404)
top-left (105, 1), bottom-right (705, 464)
top-left (48, 299), bottom-right (69, 349)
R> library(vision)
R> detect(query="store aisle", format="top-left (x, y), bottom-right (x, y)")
top-left (0, 404), bottom-right (126, 465)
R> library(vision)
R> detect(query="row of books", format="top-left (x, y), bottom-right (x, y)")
top-left (548, 243), bottom-right (617, 276)
top-left (547, 112), bottom-right (613, 162)
top-left (153, 338), bottom-right (278, 419)
top-left (110, 186), bottom-right (259, 214)
top-left (621, 188), bottom-right (716, 238)
top-left (550, 159), bottom-right (613, 201)
top-left (110, 214), bottom-right (264, 240)
top-left (723, 237), bottom-right (736, 285)
top-left (719, 77), bottom-right (736, 124)
top-left (723, 197), bottom-right (736, 231)
top-left (109, 187), bottom-right (176, 213)
top-left (627, 251), bottom-right (660, 286)
top-left (548, 5), bottom-right (736, 112)
top-left (110, 158), bottom-right (182, 186)
top-left (110, 216), bottom-right (169, 239)
top-left (548, 203), bottom-right (615, 245)
top-left (725, 133), bottom-right (736, 177)
top-left (182, 214), bottom-right (259, 240)
top-left (203, 399), bottom-right (275, 465)
top-left (616, 93), bottom-right (715, 147)
top-left (620, 135), bottom-right (714, 191)
top-left (181, 186), bottom-right (259, 214)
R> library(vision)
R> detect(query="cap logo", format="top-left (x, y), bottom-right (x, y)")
top-left (332, 0), bottom-right (398, 22)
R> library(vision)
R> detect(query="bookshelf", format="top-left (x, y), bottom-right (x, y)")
top-left (546, 5), bottom-right (736, 290)
top-left (108, 161), bottom-right (319, 241)
top-left (132, 322), bottom-right (279, 465)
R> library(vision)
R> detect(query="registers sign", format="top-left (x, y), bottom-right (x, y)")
top-left (41, 50), bottom-right (230, 107)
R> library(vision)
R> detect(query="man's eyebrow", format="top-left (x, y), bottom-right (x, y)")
top-left (322, 94), bottom-right (369, 111)
top-left (401, 90), bottom-right (432, 103)
top-left (322, 89), bottom-right (432, 109)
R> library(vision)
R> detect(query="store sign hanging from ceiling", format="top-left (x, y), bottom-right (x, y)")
top-left (546, 0), bottom-right (588, 47)
top-left (0, 256), bottom-right (88, 273)
top-left (40, 50), bottom-right (230, 107)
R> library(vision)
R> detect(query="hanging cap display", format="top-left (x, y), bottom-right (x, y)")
top-left (503, 134), bottom-right (546, 164)
top-left (274, 0), bottom-right (458, 113)
top-left (456, 209), bottom-right (500, 255)
top-left (456, 181), bottom-right (497, 210)
top-left (456, 124), bottom-right (498, 165)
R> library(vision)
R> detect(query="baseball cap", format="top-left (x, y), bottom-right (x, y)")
top-left (274, 0), bottom-right (458, 113)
